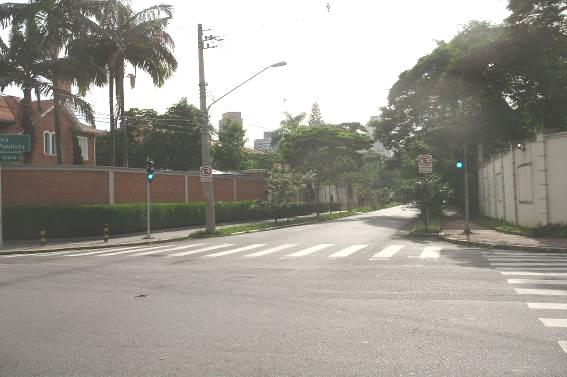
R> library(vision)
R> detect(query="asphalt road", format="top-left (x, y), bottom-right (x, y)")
top-left (1, 206), bottom-right (566, 376)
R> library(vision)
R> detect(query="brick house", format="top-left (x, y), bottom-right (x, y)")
top-left (0, 95), bottom-right (100, 165)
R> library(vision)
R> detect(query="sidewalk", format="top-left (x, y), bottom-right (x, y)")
top-left (441, 209), bottom-right (567, 252)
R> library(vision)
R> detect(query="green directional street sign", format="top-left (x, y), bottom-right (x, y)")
top-left (0, 153), bottom-right (21, 163)
top-left (0, 134), bottom-right (30, 153)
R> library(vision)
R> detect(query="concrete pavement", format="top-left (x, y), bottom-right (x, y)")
top-left (1, 206), bottom-right (566, 376)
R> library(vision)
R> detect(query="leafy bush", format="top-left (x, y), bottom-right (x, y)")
top-left (3, 201), bottom-right (333, 240)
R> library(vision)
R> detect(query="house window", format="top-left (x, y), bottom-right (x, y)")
top-left (43, 131), bottom-right (56, 156)
top-left (78, 136), bottom-right (88, 161)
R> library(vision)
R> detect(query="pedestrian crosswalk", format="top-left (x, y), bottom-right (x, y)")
top-left (483, 250), bottom-right (567, 355)
top-left (3, 242), bottom-right (451, 262)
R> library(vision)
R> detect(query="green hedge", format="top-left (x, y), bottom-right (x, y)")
top-left (3, 201), bottom-right (339, 240)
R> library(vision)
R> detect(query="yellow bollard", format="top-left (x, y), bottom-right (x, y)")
top-left (103, 224), bottom-right (109, 243)
top-left (40, 226), bottom-right (46, 246)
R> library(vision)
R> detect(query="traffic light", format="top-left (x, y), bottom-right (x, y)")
top-left (456, 161), bottom-right (464, 169)
top-left (146, 159), bottom-right (155, 182)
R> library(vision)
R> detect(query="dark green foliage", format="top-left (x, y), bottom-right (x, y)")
top-left (98, 98), bottom-right (203, 170)
top-left (213, 119), bottom-right (246, 171)
top-left (3, 201), bottom-right (339, 240)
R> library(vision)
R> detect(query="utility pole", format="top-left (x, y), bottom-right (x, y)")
top-left (198, 24), bottom-right (216, 233)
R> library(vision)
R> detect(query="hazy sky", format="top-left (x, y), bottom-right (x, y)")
top-left (3, 0), bottom-right (511, 145)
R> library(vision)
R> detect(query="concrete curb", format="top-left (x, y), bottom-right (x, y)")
top-left (439, 233), bottom-right (567, 253)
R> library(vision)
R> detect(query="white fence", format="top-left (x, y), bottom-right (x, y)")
top-left (478, 131), bottom-right (567, 228)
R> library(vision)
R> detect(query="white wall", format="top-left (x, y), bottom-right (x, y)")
top-left (478, 131), bottom-right (567, 228)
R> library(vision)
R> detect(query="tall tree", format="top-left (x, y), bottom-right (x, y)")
top-left (76, 0), bottom-right (177, 167)
top-left (213, 119), bottom-right (246, 171)
top-left (0, 6), bottom-right (95, 162)
top-left (279, 125), bottom-right (372, 214)
top-left (308, 102), bottom-right (324, 126)
top-left (271, 111), bottom-right (306, 147)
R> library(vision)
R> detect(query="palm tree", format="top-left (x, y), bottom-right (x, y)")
top-left (271, 112), bottom-right (306, 147)
top-left (0, 0), bottom-right (99, 164)
top-left (76, 0), bottom-right (177, 167)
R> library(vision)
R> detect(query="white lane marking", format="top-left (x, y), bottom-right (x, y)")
top-left (370, 245), bottom-right (404, 260)
top-left (501, 272), bottom-right (567, 276)
top-left (515, 288), bottom-right (567, 296)
top-left (168, 244), bottom-right (234, 257)
top-left (420, 246), bottom-right (441, 259)
top-left (284, 244), bottom-right (334, 257)
top-left (329, 245), bottom-right (367, 258)
top-left (539, 318), bottom-right (567, 328)
top-left (559, 341), bottom-right (567, 354)
top-left (203, 244), bottom-right (267, 258)
top-left (65, 245), bottom-right (147, 257)
top-left (491, 263), bottom-right (567, 266)
top-left (487, 258), bottom-right (567, 262)
top-left (483, 253), bottom-right (567, 256)
top-left (130, 243), bottom-right (205, 256)
top-left (508, 279), bottom-right (567, 285)
top-left (97, 244), bottom-right (172, 257)
top-left (497, 268), bottom-right (567, 271)
top-left (528, 303), bottom-right (567, 310)
top-left (244, 244), bottom-right (298, 258)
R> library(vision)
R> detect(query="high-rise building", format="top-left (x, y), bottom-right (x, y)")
top-left (218, 112), bottom-right (243, 133)
top-left (254, 131), bottom-right (274, 152)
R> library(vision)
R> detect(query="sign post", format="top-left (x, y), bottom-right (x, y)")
top-left (418, 155), bottom-right (433, 230)
top-left (0, 135), bottom-right (29, 248)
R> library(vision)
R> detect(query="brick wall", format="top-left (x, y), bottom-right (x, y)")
top-left (1, 166), bottom-right (267, 206)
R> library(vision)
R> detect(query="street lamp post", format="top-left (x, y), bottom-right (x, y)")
top-left (197, 24), bottom-right (286, 233)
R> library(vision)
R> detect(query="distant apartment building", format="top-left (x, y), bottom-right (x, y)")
top-left (367, 116), bottom-right (394, 158)
top-left (218, 112), bottom-right (243, 132)
top-left (254, 131), bottom-right (274, 152)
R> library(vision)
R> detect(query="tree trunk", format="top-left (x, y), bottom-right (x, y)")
top-left (335, 184), bottom-right (342, 212)
top-left (116, 59), bottom-right (128, 167)
top-left (21, 87), bottom-right (34, 164)
top-left (108, 64), bottom-right (116, 167)
top-left (315, 183), bottom-right (320, 216)
top-left (53, 80), bottom-right (64, 165)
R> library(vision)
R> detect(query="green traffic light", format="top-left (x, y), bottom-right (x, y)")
top-left (456, 161), bottom-right (463, 169)
top-left (147, 173), bottom-right (155, 182)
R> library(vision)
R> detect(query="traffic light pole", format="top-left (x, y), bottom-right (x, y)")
top-left (198, 24), bottom-right (216, 233)
top-left (463, 143), bottom-right (471, 235)
top-left (145, 179), bottom-right (151, 239)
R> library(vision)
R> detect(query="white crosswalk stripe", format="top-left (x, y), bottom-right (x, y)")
top-left (329, 245), bottom-right (367, 258)
top-left (420, 246), bottom-right (441, 259)
top-left (539, 318), bottom-right (567, 328)
top-left (497, 267), bottom-right (567, 271)
top-left (515, 288), bottom-right (567, 296)
top-left (244, 244), bottom-right (298, 258)
top-left (500, 271), bottom-right (567, 276)
top-left (97, 244), bottom-right (172, 257)
top-left (528, 303), bottom-right (567, 310)
top-left (65, 245), bottom-right (148, 257)
top-left (370, 245), bottom-right (404, 260)
top-left (284, 244), bottom-right (333, 258)
top-left (130, 244), bottom-right (206, 256)
top-left (559, 341), bottom-right (567, 354)
top-left (507, 279), bottom-right (567, 285)
top-left (168, 244), bottom-right (234, 257)
top-left (203, 244), bottom-right (267, 258)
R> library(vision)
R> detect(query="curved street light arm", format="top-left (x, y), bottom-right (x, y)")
top-left (207, 62), bottom-right (286, 112)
